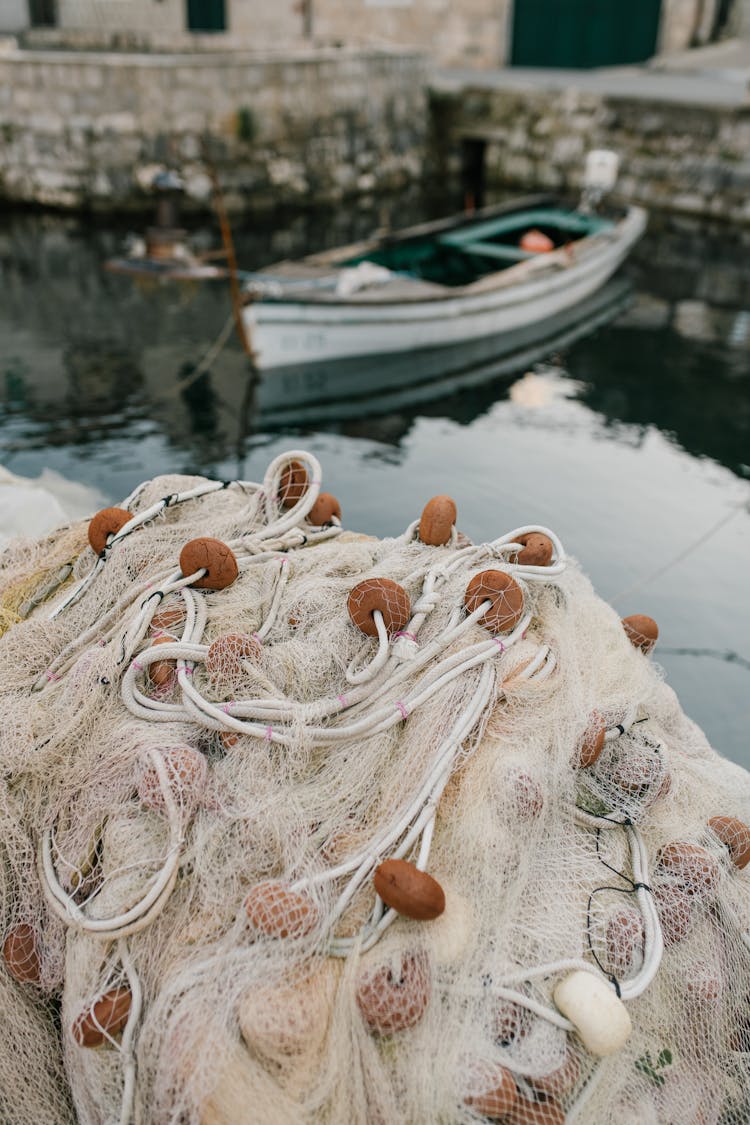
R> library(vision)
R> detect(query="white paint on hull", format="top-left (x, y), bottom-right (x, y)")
top-left (244, 208), bottom-right (646, 371)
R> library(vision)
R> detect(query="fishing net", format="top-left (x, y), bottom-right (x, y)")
top-left (1, 449), bottom-right (749, 1125)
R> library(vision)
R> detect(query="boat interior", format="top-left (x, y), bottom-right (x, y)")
top-left (344, 208), bottom-right (614, 288)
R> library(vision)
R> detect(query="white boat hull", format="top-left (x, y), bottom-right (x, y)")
top-left (243, 207), bottom-right (647, 371)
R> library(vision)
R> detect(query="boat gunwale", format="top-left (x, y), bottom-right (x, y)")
top-left (248, 207), bottom-right (647, 320)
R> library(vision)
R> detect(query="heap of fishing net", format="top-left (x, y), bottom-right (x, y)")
top-left (1, 449), bottom-right (749, 1125)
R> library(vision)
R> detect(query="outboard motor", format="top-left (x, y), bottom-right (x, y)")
top-left (579, 149), bottom-right (620, 213)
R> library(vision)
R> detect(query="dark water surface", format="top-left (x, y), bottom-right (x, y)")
top-left (1, 204), bottom-right (749, 768)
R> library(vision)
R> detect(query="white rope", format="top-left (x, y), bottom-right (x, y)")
top-left (40, 744), bottom-right (185, 939)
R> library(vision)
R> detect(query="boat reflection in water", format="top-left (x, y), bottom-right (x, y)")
top-left (253, 277), bottom-right (631, 429)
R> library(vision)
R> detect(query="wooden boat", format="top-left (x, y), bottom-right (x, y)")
top-left (241, 193), bottom-right (647, 373)
top-left (254, 275), bottom-right (632, 425)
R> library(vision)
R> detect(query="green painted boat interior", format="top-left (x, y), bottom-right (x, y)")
top-left (346, 209), bottom-right (614, 287)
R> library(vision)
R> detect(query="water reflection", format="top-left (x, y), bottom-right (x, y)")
top-left (0, 207), bottom-right (749, 765)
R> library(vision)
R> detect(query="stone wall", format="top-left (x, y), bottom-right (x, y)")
top-left (0, 45), bottom-right (428, 210)
top-left (430, 82), bottom-right (750, 225)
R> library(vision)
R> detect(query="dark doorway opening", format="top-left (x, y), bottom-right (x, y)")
top-left (461, 138), bottom-right (486, 213)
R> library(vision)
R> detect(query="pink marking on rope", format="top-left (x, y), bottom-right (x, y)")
top-left (522, 630), bottom-right (528, 640)
top-left (394, 631), bottom-right (417, 642)
top-left (132, 660), bottom-right (143, 671)
top-left (152, 630), bottom-right (166, 640)
top-left (46, 671), bottom-right (61, 682)
top-left (337, 694), bottom-right (348, 708)
top-left (265, 726), bottom-right (273, 742)
top-left (181, 667), bottom-right (193, 676)
top-left (252, 633), bottom-right (263, 646)
top-left (221, 704), bottom-right (231, 714)
top-left (493, 639), bottom-right (506, 654)
top-left (395, 701), bottom-right (409, 721)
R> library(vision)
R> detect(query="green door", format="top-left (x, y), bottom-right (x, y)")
top-left (511, 0), bottom-right (662, 68)
top-left (186, 0), bottom-right (226, 31)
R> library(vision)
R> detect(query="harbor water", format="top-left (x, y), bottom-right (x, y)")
top-left (1, 204), bottom-right (748, 768)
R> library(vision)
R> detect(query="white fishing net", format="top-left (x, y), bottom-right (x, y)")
top-left (1, 448), bottom-right (749, 1125)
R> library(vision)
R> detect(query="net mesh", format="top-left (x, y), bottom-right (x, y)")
top-left (0, 448), bottom-right (748, 1124)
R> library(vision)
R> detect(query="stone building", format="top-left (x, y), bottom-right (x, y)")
top-left (1, 0), bottom-right (747, 66)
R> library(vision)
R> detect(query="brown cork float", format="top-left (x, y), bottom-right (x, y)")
top-left (621, 614), bottom-right (659, 654)
top-left (278, 460), bottom-right (308, 508)
top-left (656, 842), bottom-right (721, 897)
top-left (373, 858), bottom-right (445, 921)
top-left (245, 882), bottom-right (318, 940)
top-left (575, 712), bottom-right (607, 768)
top-left (3, 924), bottom-right (41, 985)
top-left (605, 907), bottom-right (645, 977)
top-left (464, 1062), bottom-right (518, 1118)
top-left (73, 987), bottom-right (133, 1047)
top-left (465, 570), bottom-right (524, 634)
top-left (307, 493), bottom-right (342, 526)
top-left (348, 577), bottom-right (411, 638)
top-left (179, 538), bottom-right (238, 590)
top-left (356, 949), bottom-right (431, 1035)
top-left (418, 495), bottom-right (457, 546)
top-left (88, 507), bottom-right (133, 555)
top-left (205, 634), bottom-right (261, 680)
top-left (137, 746), bottom-right (208, 815)
top-left (146, 634), bottom-right (177, 688)
top-left (708, 816), bottom-right (750, 870)
top-left (151, 601), bottom-right (186, 632)
top-left (529, 1052), bottom-right (581, 1098)
top-left (506, 1092), bottom-right (566, 1125)
top-left (513, 532), bottom-right (554, 567)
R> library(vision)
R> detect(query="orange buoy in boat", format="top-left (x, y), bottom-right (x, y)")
top-left (520, 229), bottom-right (555, 254)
